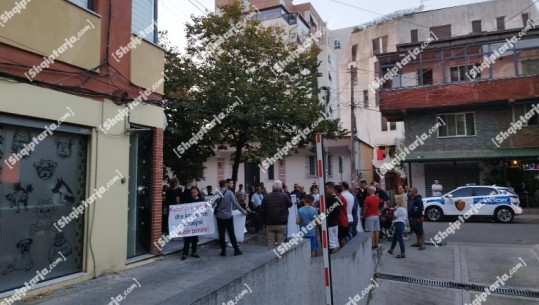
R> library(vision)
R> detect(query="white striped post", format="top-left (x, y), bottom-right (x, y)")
top-left (316, 133), bottom-right (333, 305)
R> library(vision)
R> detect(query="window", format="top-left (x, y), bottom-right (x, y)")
top-left (334, 39), bottom-right (341, 49)
top-left (68, 0), bottom-right (93, 10)
top-left (372, 36), bottom-right (388, 55)
top-left (381, 116), bottom-right (396, 132)
top-left (449, 187), bottom-right (473, 197)
top-left (411, 29), bottom-right (418, 43)
top-left (514, 103), bottom-right (539, 126)
top-left (496, 17), bottom-right (505, 30)
top-left (430, 25), bottom-right (451, 38)
top-left (522, 13), bottom-right (529, 26)
top-left (328, 73), bottom-right (332, 81)
top-left (308, 156), bottom-right (317, 177)
top-left (521, 59), bottom-right (539, 75)
top-left (472, 20), bottom-right (482, 33)
top-left (363, 90), bottom-right (368, 107)
top-left (351, 44), bottom-right (358, 61)
top-left (132, 0), bottom-right (157, 43)
top-left (437, 113), bottom-right (476, 137)
top-left (471, 187), bottom-right (496, 197)
top-left (450, 65), bottom-right (480, 82)
top-left (419, 69), bottom-right (433, 85)
top-left (268, 164), bottom-right (275, 180)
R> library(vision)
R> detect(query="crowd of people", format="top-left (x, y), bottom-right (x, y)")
top-left (162, 177), bottom-right (428, 260)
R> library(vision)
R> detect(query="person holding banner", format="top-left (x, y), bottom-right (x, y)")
top-left (215, 179), bottom-right (247, 257)
top-left (181, 187), bottom-right (205, 260)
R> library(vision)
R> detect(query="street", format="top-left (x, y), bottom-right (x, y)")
top-left (370, 213), bottom-right (539, 305)
top-left (424, 213), bottom-right (539, 245)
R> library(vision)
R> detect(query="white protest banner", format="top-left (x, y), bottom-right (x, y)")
top-left (168, 202), bottom-right (215, 238)
top-left (287, 203), bottom-right (300, 238)
top-left (206, 210), bottom-right (247, 242)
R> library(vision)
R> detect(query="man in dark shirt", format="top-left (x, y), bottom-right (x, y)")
top-left (259, 180), bottom-right (292, 249)
top-left (374, 182), bottom-right (390, 210)
top-left (325, 182), bottom-right (341, 254)
top-left (409, 187), bottom-right (425, 250)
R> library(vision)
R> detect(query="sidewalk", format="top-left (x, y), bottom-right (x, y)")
top-left (20, 233), bottom-right (270, 305)
top-left (369, 239), bottom-right (539, 305)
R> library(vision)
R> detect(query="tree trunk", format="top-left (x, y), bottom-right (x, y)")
top-left (231, 133), bottom-right (247, 192)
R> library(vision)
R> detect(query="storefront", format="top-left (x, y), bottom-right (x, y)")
top-left (0, 114), bottom-right (90, 293)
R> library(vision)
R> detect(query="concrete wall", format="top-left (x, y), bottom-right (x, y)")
top-left (189, 233), bottom-right (374, 305)
top-left (398, 0), bottom-right (539, 43)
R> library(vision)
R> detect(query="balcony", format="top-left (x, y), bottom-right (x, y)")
top-left (377, 34), bottom-right (539, 121)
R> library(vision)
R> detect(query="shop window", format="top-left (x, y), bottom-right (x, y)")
top-left (0, 120), bottom-right (88, 293)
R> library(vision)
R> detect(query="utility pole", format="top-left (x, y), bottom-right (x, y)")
top-left (350, 66), bottom-right (358, 185)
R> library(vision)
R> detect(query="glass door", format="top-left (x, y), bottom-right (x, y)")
top-left (127, 130), bottom-right (152, 258)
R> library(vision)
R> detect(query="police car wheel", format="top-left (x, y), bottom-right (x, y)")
top-left (494, 207), bottom-right (514, 223)
top-left (426, 206), bottom-right (443, 222)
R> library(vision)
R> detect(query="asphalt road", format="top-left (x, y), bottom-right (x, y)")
top-left (423, 214), bottom-right (539, 245)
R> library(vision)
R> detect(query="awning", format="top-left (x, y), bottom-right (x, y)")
top-left (403, 148), bottom-right (539, 162)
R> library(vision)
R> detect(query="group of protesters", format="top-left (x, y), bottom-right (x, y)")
top-left (352, 180), bottom-right (426, 259)
top-left (162, 177), bottom-right (426, 260)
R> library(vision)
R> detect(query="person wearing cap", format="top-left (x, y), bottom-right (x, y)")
top-left (258, 180), bottom-right (293, 249)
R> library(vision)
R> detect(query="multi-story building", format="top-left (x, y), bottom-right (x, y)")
top-left (377, 0), bottom-right (539, 198)
top-left (0, 0), bottom-right (165, 295)
top-left (205, 0), bottom-right (371, 190)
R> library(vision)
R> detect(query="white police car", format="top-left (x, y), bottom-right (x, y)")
top-left (423, 185), bottom-right (523, 223)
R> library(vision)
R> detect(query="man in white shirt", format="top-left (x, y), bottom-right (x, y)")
top-left (341, 181), bottom-right (356, 240)
top-left (432, 180), bottom-right (443, 197)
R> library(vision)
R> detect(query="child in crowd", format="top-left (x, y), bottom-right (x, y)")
top-left (296, 194), bottom-right (319, 257)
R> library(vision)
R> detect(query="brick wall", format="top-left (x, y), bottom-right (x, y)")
top-left (151, 128), bottom-right (164, 255)
top-left (403, 105), bottom-right (539, 151)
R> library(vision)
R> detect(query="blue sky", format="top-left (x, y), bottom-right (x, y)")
top-left (158, 0), bottom-right (512, 49)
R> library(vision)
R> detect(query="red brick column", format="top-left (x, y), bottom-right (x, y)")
top-left (151, 128), bottom-right (164, 255)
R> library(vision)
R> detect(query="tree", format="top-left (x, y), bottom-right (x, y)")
top-left (165, 0), bottom-right (346, 186)
top-left (161, 34), bottom-right (218, 185)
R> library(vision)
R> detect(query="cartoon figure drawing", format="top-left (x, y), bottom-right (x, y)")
top-left (29, 200), bottom-right (57, 235)
top-left (48, 233), bottom-right (72, 263)
top-left (2, 238), bottom-right (34, 275)
top-left (51, 178), bottom-right (75, 206)
top-left (10, 129), bottom-right (32, 158)
top-left (56, 137), bottom-right (73, 159)
top-left (5, 183), bottom-right (33, 213)
top-left (33, 159), bottom-right (58, 181)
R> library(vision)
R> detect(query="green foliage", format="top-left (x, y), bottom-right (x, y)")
top-left (162, 0), bottom-right (345, 184)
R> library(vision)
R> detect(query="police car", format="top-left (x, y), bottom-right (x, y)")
top-left (423, 185), bottom-right (523, 223)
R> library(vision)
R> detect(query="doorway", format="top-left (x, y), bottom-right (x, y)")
top-left (127, 130), bottom-right (153, 258)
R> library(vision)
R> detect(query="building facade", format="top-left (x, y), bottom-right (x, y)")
top-left (0, 0), bottom-right (165, 295)
top-left (378, 0), bottom-right (539, 199)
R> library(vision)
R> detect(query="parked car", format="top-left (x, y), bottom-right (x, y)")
top-left (423, 185), bottom-right (523, 223)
